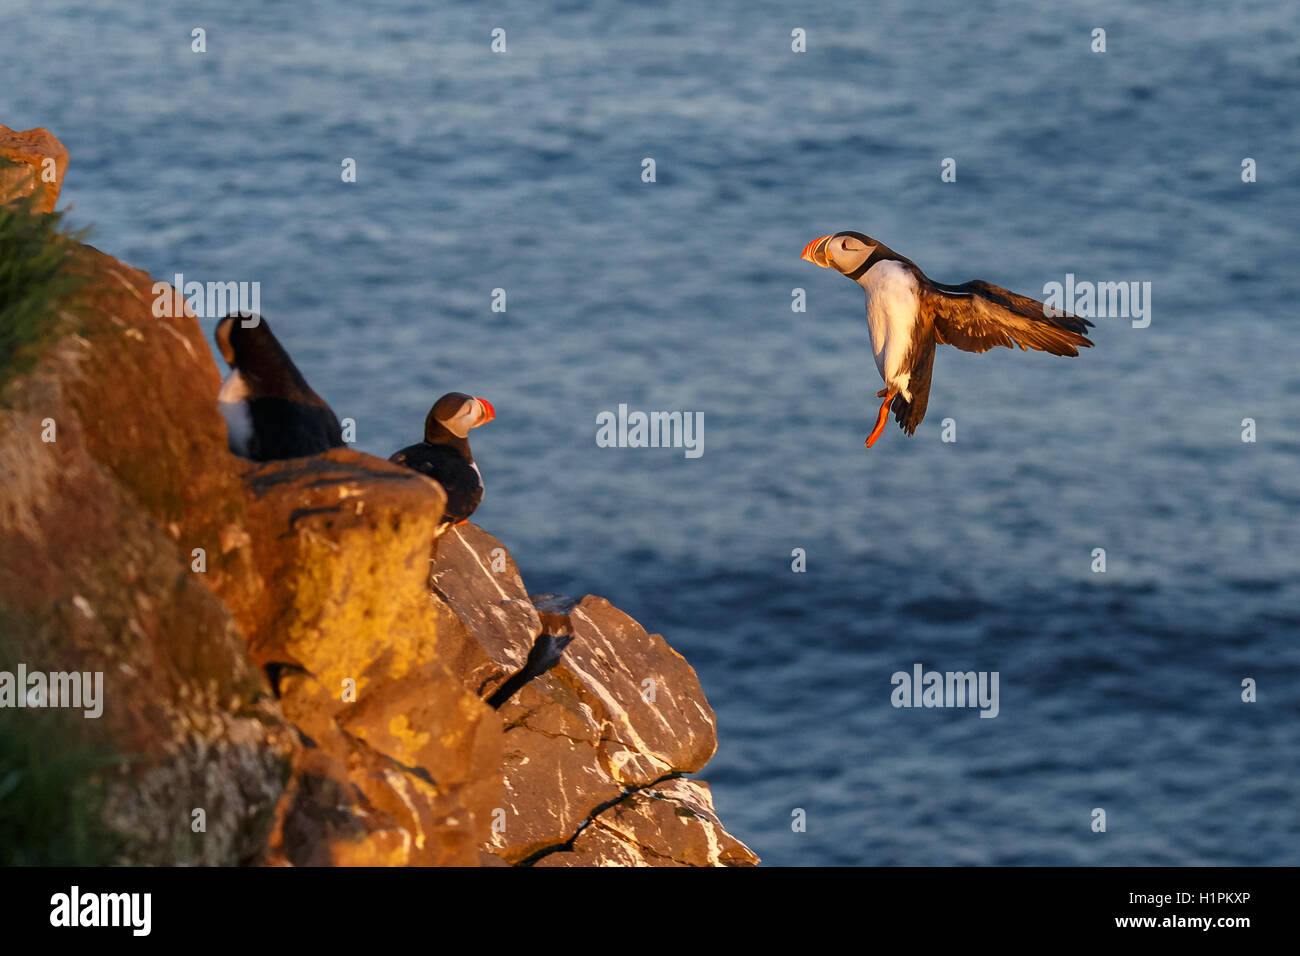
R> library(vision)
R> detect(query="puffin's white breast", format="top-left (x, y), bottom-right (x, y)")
top-left (857, 260), bottom-right (919, 399)
top-left (218, 370), bottom-right (254, 456)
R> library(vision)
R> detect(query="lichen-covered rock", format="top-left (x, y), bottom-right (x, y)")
top-left (240, 451), bottom-right (504, 866)
top-left (0, 125), bottom-right (68, 212)
top-left (237, 449), bottom-right (443, 677)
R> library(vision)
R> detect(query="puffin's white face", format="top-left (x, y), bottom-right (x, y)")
top-left (439, 395), bottom-right (496, 438)
top-left (801, 233), bottom-right (878, 276)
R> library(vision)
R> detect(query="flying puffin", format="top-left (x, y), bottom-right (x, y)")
top-left (215, 312), bottom-right (345, 461)
top-left (801, 232), bottom-right (1094, 448)
top-left (389, 392), bottom-right (495, 532)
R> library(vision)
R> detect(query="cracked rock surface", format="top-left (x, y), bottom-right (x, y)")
top-left (429, 529), bottom-right (757, 866)
top-left (535, 778), bottom-right (759, 867)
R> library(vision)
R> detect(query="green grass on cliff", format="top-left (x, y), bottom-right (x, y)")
top-left (0, 713), bottom-right (124, 866)
top-left (0, 610), bottom-right (124, 866)
top-left (0, 184), bottom-right (89, 390)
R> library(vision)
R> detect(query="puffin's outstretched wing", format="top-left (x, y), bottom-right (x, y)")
top-left (921, 278), bottom-right (1094, 357)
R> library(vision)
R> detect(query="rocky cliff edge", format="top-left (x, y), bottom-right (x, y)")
top-left (0, 125), bottom-right (756, 867)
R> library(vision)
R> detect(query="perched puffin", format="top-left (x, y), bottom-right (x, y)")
top-left (389, 392), bottom-right (495, 531)
top-left (802, 232), bottom-right (1094, 447)
top-left (485, 631), bottom-right (574, 709)
top-left (215, 312), bottom-right (345, 461)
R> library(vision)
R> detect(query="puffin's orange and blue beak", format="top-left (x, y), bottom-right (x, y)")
top-left (801, 235), bottom-right (835, 269)
top-left (474, 397), bottom-right (495, 425)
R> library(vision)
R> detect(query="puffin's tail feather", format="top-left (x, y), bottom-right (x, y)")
top-left (891, 336), bottom-right (935, 436)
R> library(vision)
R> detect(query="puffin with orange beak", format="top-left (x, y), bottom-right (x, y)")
top-left (390, 392), bottom-right (495, 532)
top-left (802, 232), bottom-right (1094, 448)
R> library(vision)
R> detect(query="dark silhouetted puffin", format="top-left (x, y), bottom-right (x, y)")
top-left (485, 631), bottom-right (573, 709)
top-left (389, 392), bottom-right (494, 532)
top-left (215, 312), bottom-right (345, 461)
top-left (802, 232), bottom-right (1094, 448)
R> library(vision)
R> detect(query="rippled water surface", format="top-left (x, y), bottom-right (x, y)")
top-left (5, 0), bottom-right (1297, 864)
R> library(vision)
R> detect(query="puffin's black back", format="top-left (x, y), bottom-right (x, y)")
top-left (390, 441), bottom-right (483, 524)
top-left (246, 398), bottom-right (344, 461)
top-left (216, 312), bottom-right (345, 461)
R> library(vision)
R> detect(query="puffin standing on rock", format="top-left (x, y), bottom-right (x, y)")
top-left (801, 232), bottom-right (1094, 448)
top-left (390, 392), bottom-right (495, 533)
top-left (215, 312), bottom-right (345, 461)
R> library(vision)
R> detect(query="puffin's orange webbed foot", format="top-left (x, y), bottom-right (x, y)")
top-left (865, 390), bottom-right (896, 448)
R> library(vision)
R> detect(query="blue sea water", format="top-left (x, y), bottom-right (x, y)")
top-left (4, 0), bottom-right (1297, 865)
